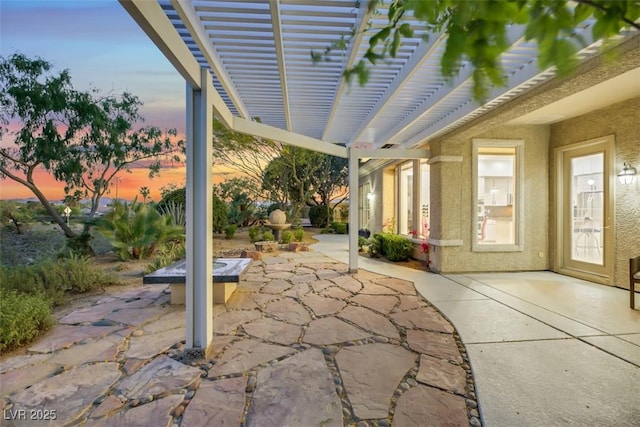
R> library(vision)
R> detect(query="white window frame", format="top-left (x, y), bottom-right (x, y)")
top-left (472, 139), bottom-right (525, 252)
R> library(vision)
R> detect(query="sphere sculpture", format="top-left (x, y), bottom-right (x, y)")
top-left (268, 209), bottom-right (287, 225)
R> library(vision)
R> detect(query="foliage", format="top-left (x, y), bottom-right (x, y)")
top-left (309, 205), bottom-right (331, 228)
top-left (375, 233), bottom-right (413, 261)
top-left (313, 0), bottom-right (640, 101)
top-left (97, 199), bottom-right (184, 260)
top-left (293, 226), bottom-right (305, 242)
top-left (308, 155), bottom-right (349, 226)
top-left (156, 187), bottom-right (228, 233)
top-left (145, 241), bottom-right (186, 274)
top-left (0, 201), bottom-right (35, 234)
top-left (0, 53), bottom-right (183, 251)
top-left (217, 178), bottom-right (257, 226)
top-left (139, 186), bottom-right (151, 204)
top-left (262, 230), bottom-right (275, 242)
top-left (366, 235), bottom-right (382, 258)
top-left (358, 236), bottom-right (368, 251)
top-left (331, 222), bottom-right (348, 234)
top-left (0, 255), bottom-right (119, 307)
top-left (157, 200), bottom-right (186, 229)
top-left (213, 117), bottom-right (281, 199)
top-left (281, 230), bottom-right (293, 244)
top-left (0, 288), bottom-right (52, 353)
top-left (225, 224), bottom-right (237, 239)
top-left (248, 225), bottom-right (260, 242)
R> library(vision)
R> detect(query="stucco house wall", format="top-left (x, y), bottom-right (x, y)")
top-left (359, 167), bottom-right (396, 234)
top-left (549, 97), bottom-right (640, 289)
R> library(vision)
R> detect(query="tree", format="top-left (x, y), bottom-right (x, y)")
top-left (216, 177), bottom-right (258, 227)
top-left (139, 186), bottom-right (151, 204)
top-left (213, 117), bottom-right (281, 200)
top-left (0, 53), bottom-right (183, 253)
top-left (309, 155), bottom-right (349, 227)
top-left (313, 0), bottom-right (640, 100)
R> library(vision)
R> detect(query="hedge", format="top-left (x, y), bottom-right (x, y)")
top-left (374, 233), bottom-right (413, 261)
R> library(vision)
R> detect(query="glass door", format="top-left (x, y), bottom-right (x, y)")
top-left (557, 138), bottom-right (614, 284)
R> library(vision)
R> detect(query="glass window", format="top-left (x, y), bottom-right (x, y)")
top-left (359, 182), bottom-right (371, 230)
top-left (420, 160), bottom-right (430, 237)
top-left (472, 140), bottom-right (524, 251)
top-left (398, 162), bottom-right (413, 235)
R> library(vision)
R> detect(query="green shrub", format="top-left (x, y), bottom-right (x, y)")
top-left (0, 288), bottom-right (53, 353)
top-left (281, 230), bottom-right (293, 244)
top-left (308, 205), bottom-right (330, 228)
top-left (263, 231), bottom-right (275, 241)
top-left (225, 224), bottom-right (237, 239)
top-left (358, 236), bottom-right (368, 251)
top-left (366, 236), bottom-right (381, 257)
top-left (146, 241), bottom-right (186, 274)
top-left (248, 226), bottom-right (260, 242)
top-left (97, 199), bottom-right (184, 260)
top-left (376, 233), bottom-right (413, 261)
top-left (156, 187), bottom-right (227, 233)
top-left (293, 226), bottom-right (304, 242)
top-left (157, 201), bottom-right (186, 229)
top-left (0, 256), bottom-right (119, 306)
top-left (332, 222), bottom-right (347, 234)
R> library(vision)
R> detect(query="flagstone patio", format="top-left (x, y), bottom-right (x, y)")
top-left (0, 251), bottom-right (478, 426)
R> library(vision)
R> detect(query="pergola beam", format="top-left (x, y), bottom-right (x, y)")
top-left (269, 0), bottom-right (292, 131)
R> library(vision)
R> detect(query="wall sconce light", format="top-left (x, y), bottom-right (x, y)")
top-left (367, 192), bottom-right (374, 201)
top-left (618, 162), bottom-right (637, 185)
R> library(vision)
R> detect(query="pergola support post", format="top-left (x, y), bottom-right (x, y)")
top-left (185, 68), bottom-right (214, 354)
top-left (348, 148), bottom-right (359, 273)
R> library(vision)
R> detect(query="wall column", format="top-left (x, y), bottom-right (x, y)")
top-left (348, 148), bottom-right (359, 273)
top-left (185, 68), bottom-right (214, 353)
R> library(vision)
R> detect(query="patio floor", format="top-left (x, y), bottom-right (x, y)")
top-left (0, 248), bottom-right (476, 426)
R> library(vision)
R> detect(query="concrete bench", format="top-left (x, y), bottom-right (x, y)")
top-left (143, 258), bottom-right (252, 305)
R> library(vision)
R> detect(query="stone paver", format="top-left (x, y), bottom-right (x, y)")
top-left (338, 305), bottom-right (400, 340)
top-left (391, 306), bottom-right (455, 333)
top-left (208, 339), bottom-right (295, 377)
top-left (181, 377), bottom-right (247, 427)
top-left (392, 385), bottom-right (469, 427)
top-left (303, 317), bottom-right (371, 345)
top-left (417, 354), bottom-right (467, 395)
top-left (0, 251), bottom-right (474, 426)
top-left (336, 343), bottom-right (415, 419)
top-left (10, 362), bottom-right (120, 425)
top-left (116, 356), bottom-right (201, 399)
top-left (248, 349), bottom-right (342, 427)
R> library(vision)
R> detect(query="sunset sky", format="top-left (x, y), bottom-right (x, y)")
top-left (0, 0), bottom-right (193, 201)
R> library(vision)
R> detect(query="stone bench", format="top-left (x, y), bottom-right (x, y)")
top-left (143, 258), bottom-right (252, 305)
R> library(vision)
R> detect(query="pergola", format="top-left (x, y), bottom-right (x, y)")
top-left (119, 0), bottom-right (611, 354)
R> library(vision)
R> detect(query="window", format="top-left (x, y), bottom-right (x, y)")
top-left (359, 182), bottom-right (371, 230)
top-left (472, 140), bottom-right (524, 251)
top-left (420, 160), bottom-right (430, 237)
top-left (398, 162), bottom-right (413, 235)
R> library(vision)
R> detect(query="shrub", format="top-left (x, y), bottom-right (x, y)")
top-left (377, 233), bottom-right (413, 261)
top-left (97, 199), bottom-right (184, 260)
top-left (358, 236), bottom-right (368, 251)
top-left (156, 187), bottom-right (227, 233)
top-left (146, 241), bottom-right (186, 274)
top-left (0, 288), bottom-right (52, 353)
top-left (262, 231), bottom-right (275, 241)
top-left (332, 222), bottom-right (347, 234)
top-left (366, 236), bottom-right (381, 257)
top-left (225, 224), bottom-right (237, 239)
top-left (267, 203), bottom-right (286, 215)
top-left (248, 225), bottom-right (260, 242)
top-left (293, 226), bottom-right (304, 242)
top-left (281, 230), bottom-right (293, 244)
top-left (157, 201), bottom-right (186, 229)
top-left (308, 205), bottom-right (330, 228)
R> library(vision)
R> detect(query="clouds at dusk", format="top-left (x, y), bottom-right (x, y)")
top-left (1, 0), bottom-right (188, 200)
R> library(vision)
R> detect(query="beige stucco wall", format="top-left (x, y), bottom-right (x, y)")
top-left (549, 97), bottom-right (640, 288)
top-left (359, 166), bottom-right (396, 234)
top-left (429, 126), bottom-right (550, 273)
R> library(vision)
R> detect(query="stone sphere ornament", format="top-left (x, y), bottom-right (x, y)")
top-left (268, 209), bottom-right (287, 225)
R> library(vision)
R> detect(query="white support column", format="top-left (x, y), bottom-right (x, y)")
top-left (348, 148), bottom-right (359, 273)
top-left (185, 68), bottom-right (214, 353)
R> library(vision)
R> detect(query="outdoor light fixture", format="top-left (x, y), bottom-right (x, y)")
top-left (618, 162), bottom-right (637, 185)
top-left (367, 192), bottom-right (374, 201)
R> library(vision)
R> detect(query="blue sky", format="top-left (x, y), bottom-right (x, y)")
top-left (1, 0), bottom-right (188, 199)
top-left (1, 0), bottom-right (185, 132)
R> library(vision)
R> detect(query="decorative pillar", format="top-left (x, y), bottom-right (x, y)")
top-left (185, 68), bottom-right (214, 354)
top-left (348, 148), bottom-right (359, 273)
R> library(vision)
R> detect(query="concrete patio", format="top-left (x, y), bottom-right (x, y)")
top-left (0, 245), bottom-right (477, 426)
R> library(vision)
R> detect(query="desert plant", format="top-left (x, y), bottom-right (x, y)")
top-left (281, 230), bottom-right (293, 244)
top-left (157, 201), bottom-right (186, 229)
top-left (157, 187), bottom-right (228, 233)
top-left (248, 225), bottom-right (260, 242)
top-left (225, 224), bottom-right (237, 239)
top-left (293, 226), bottom-right (304, 242)
top-left (98, 199), bottom-right (184, 260)
top-left (145, 241), bottom-right (186, 274)
top-left (262, 230), bottom-right (275, 241)
top-left (0, 288), bottom-right (53, 353)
